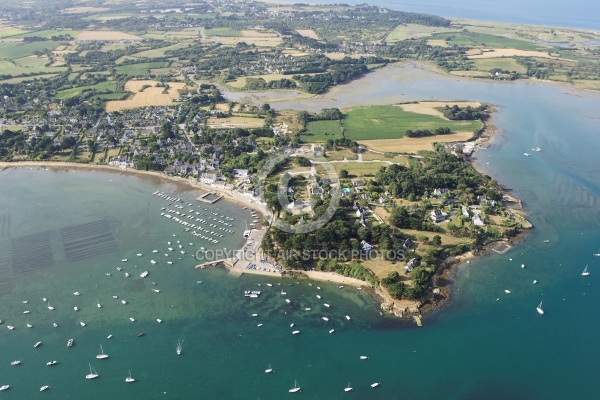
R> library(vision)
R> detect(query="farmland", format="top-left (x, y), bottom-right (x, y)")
top-left (105, 80), bottom-right (187, 112)
top-left (342, 105), bottom-right (482, 141)
top-left (303, 120), bottom-right (342, 142)
top-left (115, 62), bottom-right (170, 77)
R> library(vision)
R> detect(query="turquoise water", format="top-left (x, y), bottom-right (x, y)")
top-left (2, 67), bottom-right (600, 398)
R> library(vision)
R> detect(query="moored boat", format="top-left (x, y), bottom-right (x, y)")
top-left (46, 361), bottom-right (58, 366)
top-left (86, 364), bottom-right (99, 379)
top-left (10, 360), bottom-right (21, 366)
top-left (67, 338), bottom-right (74, 347)
top-left (40, 386), bottom-right (50, 392)
top-left (536, 301), bottom-right (544, 315)
top-left (289, 380), bottom-right (301, 393)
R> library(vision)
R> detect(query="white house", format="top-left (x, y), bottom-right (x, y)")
top-left (430, 209), bottom-right (447, 223)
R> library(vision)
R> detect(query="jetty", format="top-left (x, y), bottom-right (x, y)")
top-left (197, 192), bottom-right (223, 204)
top-left (195, 259), bottom-right (234, 269)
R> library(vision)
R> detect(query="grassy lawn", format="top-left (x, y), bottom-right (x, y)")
top-left (131, 43), bottom-right (189, 58)
top-left (303, 120), bottom-right (342, 142)
top-left (333, 162), bottom-right (386, 177)
top-left (0, 41), bottom-right (62, 60)
top-left (325, 148), bottom-right (358, 161)
top-left (361, 151), bottom-right (409, 165)
top-left (115, 61), bottom-right (170, 76)
top-left (204, 27), bottom-right (242, 37)
top-left (473, 58), bottom-right (527, 73)
top-left (56, 81), bottom-right (117, 99)
top-left (435, 32), bottom-right (544, 51)
top-left (343, 105), bottom-right (482, 141)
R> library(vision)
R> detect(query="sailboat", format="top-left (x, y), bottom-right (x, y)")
top-left (536, 301), bottom-right (544, 315)
top-left (125, 370), bottom-right (135, 383)
top-left (86, 364), bottom-right (99, 379)
top-left (39, 386), bottom-right (50, 391)
top-left (344, 383), bottom-right (353, 392)
top-left (582, 265), bottom-right (590, 276)
top-left (593, 249), bottom-right (600, 256)
top-left (47, 302), bottom-right (54, 311)
top-left (265, 364), bottom-right (273, 373)
top-left (176, 339), bottom-right (183, 355)
top-left (96, 344), bottom-right (109, 359)
top-left (289, 380), bottom-right (301, 393)
top-left (97, 299), bottom-right (102, 308)
top-left (79, 318), bottom-right (86, 327)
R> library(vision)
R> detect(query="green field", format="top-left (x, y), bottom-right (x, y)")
top-left (131, 43), bottom-right (189, 58)
top-left (56, 81), bottom-right (117, 99)
top-left (332, 161), bottom-right (387, 177)
top-left (204, 28), bottom-right (242, 37)
top-left (115, 61), bottom-right (169, 76)
top-left (14, 29), bottom-right (80, 39)
top-left (0, 59), bottom-right (67, 77)
top-left (343, 105), bottom-right (482, 141)
top-left (303, 120), bottom-right (342, 142)
top-left (0, 41), bottom-right (62, 60)
top-left (0, 74), bottom-right (59, 84)
top-left (473, 58), bottom-right (527, 73)
top-left (0, 28), bottom-right (29, 38)
top-left (435, 32), bottom-right (544, 51)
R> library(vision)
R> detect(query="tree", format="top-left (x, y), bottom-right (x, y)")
top-left (339, 169), bottom-right (349, 179)
top-left (432, 235), bottom-right (442, 246)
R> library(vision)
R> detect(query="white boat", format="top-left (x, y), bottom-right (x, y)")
top-left (292, 330), bottom-right (300, 335)
top-left (22, 300), bottom-right (28, 303)
top-left (329, 329), bottom-right (335, 334)
top-left (289, 380), bottom-right (301, 393)
top-left (140, 271), bottom-right (149, 278)
top-left (40, 386), bottom-right (50, 392)
top-left (26, 320), bottom-right (32, 328)
top-left (107, 335), bottom-right (113, 339)
top-left (7, 325), bottom-right (14, 330)
top-left (533, 280), bottom-right (538, 284)
top-left (0, 385), bottom-right (10, 391)
top-left (121, 300), bottom-right (127, 305)
top-left (504, 290), bottom-right (511, 294)
top-left (121, 259), bottom-right (128, 262)
top-left (67, 338), bottom-right (74, 347)
top-left (80, 318), bottom-right (86, 327)
top-left (265, 364), bottom-right (273, 373)
top-left (157, 319), bottom-right (162, 323)
top-left (360, 355), bottom-right (368, 360)
top-left (150, 260), bottom-right (157, 265)
top-left (285, 299), bottom-right (291, 303)
top-left (137, 253), bottom-right (143, 257)
top-left (345, 315), bottom-right (351, 321)
top-left (322, 317), bottom-right (329, 322)
top-left (176, 339), bottom-right (183, 355)
top-left (304, 307), bottom-right (311, 311)
top-left (43, 297), bottom-right (47, 302)
top-left (316, 295), bottom-right (321, 299)
top-left (257, 323), bottom-right (263, 327)
top-left (582, 265), bottom-right (590, 276)
top-left (10, 360), bottom-right (21, 366)
top-left (97, 300), bottom-right (102, 308)
top-left (152, 250), bottom-right (158, 253)
top-left (371, 382), bottom-right (380, 388)
top-left (86, 364), bottom-right (99, 379)
top-left (344, 383), bottom-right (353, 392)
top-left (53, 322), bottom-right (58, 328)
top-left (524, 152), bottom-right (531, 156)
top-left (324, 303), bottom-right (330, 308)
top-left (23, 310), bottom-right (30, 314)
top-left (153, 289), bottom-right (160, 293)
top-left (47, 302), bottom-right (54, 311)
top-left (521, 264), bottom-right (526, 269)
top-left (96, 344), bottom-right (109, 359)
top-left (125, 272), bottom-right (130, 277)
top-left (74, 306), bottom-right (79, 311)
top-left (290, 323), bottom-right (294, 327)
top-left (113, 295), bottom-right (118, 299)
top-left (105, 273), bottom-right (111, 276)
top-left (129, 317), bottom-right (135, 322)
top-left (46, 361), bottom-right (58, 366)
top-left (34, 341), bottom-right (42, 348)
top-left (125, 370), bottom-right (135, 383)
top-left (593, 249), bottom-right (600, 256)
top-left (536, 301), bottom-right (544, 315)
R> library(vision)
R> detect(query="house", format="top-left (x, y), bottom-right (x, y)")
top-left (232, 169), bottom-right (249, 178)
top-left (462, 206), bottom-right (470, 217)
top-left (352, 179), bottom-right (365, 187)
top-left (311, 185), bottom-right (324, 196)
top-left (313, 144), bottom-right (323, 155)
top-left (402, 238), bottom-right (413, 250)
top-left (430, 209), bottom-right (447, 223)
top-left (433, 188), bottom-right (449, 197)
top-left (404, 257), bottom-right (419, 273)
top-left (360, 240), bottom-right (373, 253)
top-left (287, 200), bottom-right (304, 210)
top-left (199, 173), bottom-right (218, 184)
top-left (473, 213), bottom-right (485, 226)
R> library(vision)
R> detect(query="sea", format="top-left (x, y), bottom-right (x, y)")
top-left (300, 0), bottom-right (600, 30)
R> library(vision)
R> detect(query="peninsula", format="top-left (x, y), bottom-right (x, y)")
top-left (1, 0), bottom-right (574, 319)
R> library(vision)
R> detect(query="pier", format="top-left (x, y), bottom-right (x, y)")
top-left (196, 192), bottom-right (223, 204)
top-left (195, 258), bottom-right (235, 269)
